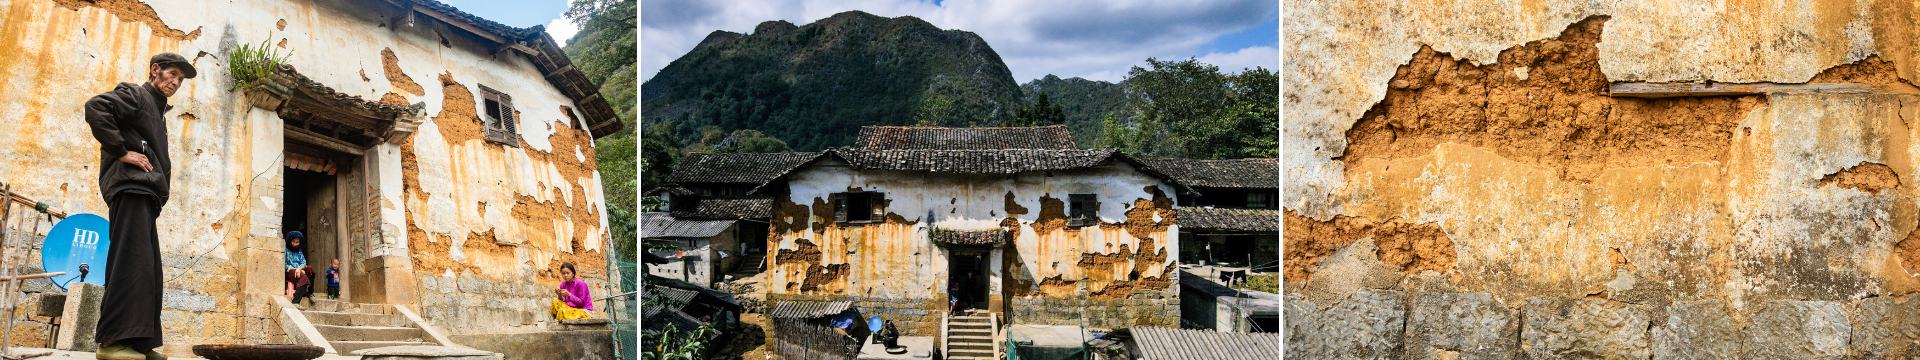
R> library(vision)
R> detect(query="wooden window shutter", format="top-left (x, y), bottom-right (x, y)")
top-left (499, 96), bottom-right (517, 134)
top-left (871, 192), bottom-right (886, 219)
top-left (832, 193), bottom-right (848, 223)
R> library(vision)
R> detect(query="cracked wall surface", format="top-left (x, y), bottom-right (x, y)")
top-left (1289, 2), bottom-right (1920, 358)
top-left (0, 0), bottom-right (611, 353)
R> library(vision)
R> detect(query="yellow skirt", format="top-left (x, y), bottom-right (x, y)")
top-left (552, 299), bottom-right (591, 320)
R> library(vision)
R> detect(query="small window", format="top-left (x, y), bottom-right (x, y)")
top-left (477, 85), bottom-right (518, 146)
top-left (832, 192), bottom-right (886, 223)
top-left (1068, 194), bottom-right (1098, 227)
top-left (1248, 192), bottom-right (1272, 209)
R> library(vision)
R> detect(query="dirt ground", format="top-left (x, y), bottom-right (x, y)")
top-left (710, 313), bottom-right (775, 360)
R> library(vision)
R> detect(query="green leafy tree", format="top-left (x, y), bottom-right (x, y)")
top-left (1112, 58), bottom-right (1277, 159)
top-left (1010, 92), bottom-right (1066, 127)
top-left (639, 121), bottom-right (683, 192)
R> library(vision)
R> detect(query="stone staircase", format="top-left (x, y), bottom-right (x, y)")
top-left (944, 314), bottom-right (997, 360)
top-left (300, 299), bottom-right (440, 354)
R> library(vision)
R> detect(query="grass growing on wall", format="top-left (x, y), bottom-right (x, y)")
top-left (229, 38), bottom-right (290, 91)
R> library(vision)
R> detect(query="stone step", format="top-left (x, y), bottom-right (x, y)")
top-left (949, 329), bottom-right (992, 337)
top-left (950, 317), bottom-right (990, 324)
top-left (343, 304), bottom-right (394, 315)
top-left (329, 341), bottom-right (440, 354)
top-left (948, 335), bottom-right (993, 344)
top-left (315, 325), bottom-right (427, 343)
top-left (309, 299), bottom-right (344, 312)
top-left (950, 342), bottom-right (992, 351)
top-left (950, 322), bottom-right (991, 330)
top-left (547, 318), bottom-right (613, 331)
top-left (948, 350), bottom-right (995, 358)
top-left (303, 311), bottom-right (414, 328)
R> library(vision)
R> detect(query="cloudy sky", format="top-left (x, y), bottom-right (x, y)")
top-left (641, 0), bottom-right (1279, 84)
top-left (442, 0), bottom-right (586, 45)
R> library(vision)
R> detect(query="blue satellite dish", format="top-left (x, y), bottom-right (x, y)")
top-left (40, 213), bottom-right (109, 290)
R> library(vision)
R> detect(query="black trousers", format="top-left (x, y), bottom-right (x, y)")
top-left (98, 193), bottom-right (162, 351)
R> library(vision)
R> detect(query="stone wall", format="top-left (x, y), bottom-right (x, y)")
top-left (1287, 280), bottom-right (1920, 358)
top-left (767, 295), bottom-right (943, 337)
top-left (414, 270), bottom-right (612, 336)
top-left (1007, 297), bottom-right (1178, 330)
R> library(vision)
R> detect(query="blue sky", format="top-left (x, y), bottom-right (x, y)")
top-left (439, 0), bottom-right (586, 44)
top-left (641, 0), bottom-right (1280, 83)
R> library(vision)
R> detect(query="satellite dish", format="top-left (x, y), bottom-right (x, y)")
top-left (40, 213), bottom-right (109, 290)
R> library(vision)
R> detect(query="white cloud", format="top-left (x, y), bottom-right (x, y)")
top-left (1197, 46), bottom-right (1278, 74)
top-left (640, 0), bottom-right (1275, 84)
top-left (546, 17), bottom-right (583, 45)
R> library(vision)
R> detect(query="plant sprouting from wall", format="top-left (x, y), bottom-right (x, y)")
top-left (228, 38), bottom-right (290, 91)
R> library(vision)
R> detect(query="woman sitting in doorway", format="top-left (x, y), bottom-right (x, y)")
top-left (286, 231), bottom-right (316, 306)
top-left (551, 263), bottom-right (593, 320)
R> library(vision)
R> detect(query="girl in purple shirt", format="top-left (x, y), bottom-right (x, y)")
top-left (551, 263), bottom-right (592, 320)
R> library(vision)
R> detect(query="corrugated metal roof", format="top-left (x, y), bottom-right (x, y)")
top-left (1124, 326), bottom-right (1279, 360)
top-left (768, 300), bottom-right (853, 319)
top-left (641, 213), bottom-right (737, 239)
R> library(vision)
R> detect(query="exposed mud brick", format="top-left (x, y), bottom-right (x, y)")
top-left (1284, 289), bottom-right (1404, 359)
top-left (1746, 301), bottom-right (1850, 359)
top-left (1406, 292), bottom-right (1517, 360)
top-left (1519, 297), bottom-right (1650, 359)
top-left (1340, 16), bottom-right (1768, 183)
top-left (1850, 296), bottom-right (1920, 358)
top-left (1817, 161), bottom-right (1900, 194)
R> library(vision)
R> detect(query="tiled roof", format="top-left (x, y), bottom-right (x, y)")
top-left (640, 212), bottom-right (736, 239)
top-left (672, 196), bottom-right (773, 220)
top-left (930, 229), bottom-right (1009, 247)
top-left (769, 300), bottom-right (853, 319)
top-left (381, 0), bottom-right (623, 137)
top-left (855, 125), bottom-right (1076, 150)
top-left (830, 149), bottom-right (1117, 174)
top-left (666, 152), bottom-right (823, 184)
top-left (1120, 326), bottom-right (1279, 360)
top-left (1134, 158), bottom-right (1279, 189)
top-left (1179, 208), bottom-right (1279, 232)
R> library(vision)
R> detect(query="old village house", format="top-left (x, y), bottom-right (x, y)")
top-left (650, 125), bottom-right (1279, 358)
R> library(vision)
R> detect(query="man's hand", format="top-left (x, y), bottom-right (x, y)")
top-left (120, 152), bottom-right (152, 172)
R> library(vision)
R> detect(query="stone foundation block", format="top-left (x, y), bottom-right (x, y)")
top-left (1519, 297), bottom-right (1650, 359)
top-left (1284, 289), bottom-right (1403, 359)
top-left (1406, 292), bottom-right (1516, 360)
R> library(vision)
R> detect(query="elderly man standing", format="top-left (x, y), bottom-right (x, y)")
top-left (83, 53), bottom-right (195, 360)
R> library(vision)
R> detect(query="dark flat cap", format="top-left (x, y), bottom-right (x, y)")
top-left (150, 52), bottom-right (197, 79)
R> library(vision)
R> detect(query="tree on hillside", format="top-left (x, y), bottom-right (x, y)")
top-left (640, 121), bottom-right (683, 193)
top-left (690, 127), bottom-right (793, 153)
top-left (1010, 92), bottom-right (1066, 127)
top-left (1106, 58), bottom-right (1277, 159)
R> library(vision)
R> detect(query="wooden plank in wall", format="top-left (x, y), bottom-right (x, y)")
top-left (1610, 82), bottom-right (1920, 98)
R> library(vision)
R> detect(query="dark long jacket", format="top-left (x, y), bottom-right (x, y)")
top-left (84, 82), bottom-right (173, 207)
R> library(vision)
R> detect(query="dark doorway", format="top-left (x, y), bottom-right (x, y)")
top-left (948, 250), bottom-right (990, 313)
top-left (281, 140), bottom-right (354, 302)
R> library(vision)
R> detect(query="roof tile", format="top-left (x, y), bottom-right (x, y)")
top-left (1135, 158), bottom-right (1278, 189)
top-left (665, 152), bottom-right (823, 184)
top-left (1180, 208), bottom-right (1279, 232)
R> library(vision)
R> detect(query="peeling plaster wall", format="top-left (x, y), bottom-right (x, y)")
top-left (0, 0), bottom-right (611, 350)
top-left (1287, 2), bottom-right (1920, 358)
top-left (768, 160), bottom-right (1181, 332)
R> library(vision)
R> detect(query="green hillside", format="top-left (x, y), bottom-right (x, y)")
top-left (1018, 75), bottom-right (1135, 148)
top-left (641, 11), bottom-right (1024, 151)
